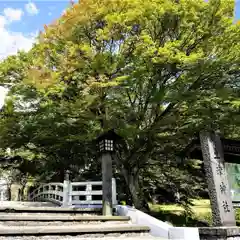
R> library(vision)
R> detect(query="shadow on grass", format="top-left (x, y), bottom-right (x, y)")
top-left (148, 210), bottom-right (210, 227)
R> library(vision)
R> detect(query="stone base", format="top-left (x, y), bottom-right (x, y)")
top-left (199, 227), bottom-right (240, 240)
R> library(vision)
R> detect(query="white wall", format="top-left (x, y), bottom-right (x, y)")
top-left (116, 205), bottom-right (170, 238)
top-left (115, 205), bottom-right (200, 240)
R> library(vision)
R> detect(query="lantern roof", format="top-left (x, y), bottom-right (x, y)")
top-left (96, 129), bottom-right (121, 142)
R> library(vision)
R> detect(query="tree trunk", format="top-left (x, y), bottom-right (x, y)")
top-left (6, 184), bottom-right (11, 201)
top-left (19, 185), bottom-right (26, 201)
top-left (123, 169), bottom-right (149, 212)
top-left (17, 189), bottom-right (21, 201)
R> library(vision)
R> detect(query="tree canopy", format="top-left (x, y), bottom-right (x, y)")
top-left (0, 0), bottom-right (239, 210)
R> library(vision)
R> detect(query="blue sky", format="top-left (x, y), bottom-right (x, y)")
top-left (0, 0), bottom-right (78, 106)
top-left (0, 1), bottom-right (77, 60)
top-left (0, 0), bottom-right (239, 61)
top-left (235, 0), bottom-right (240, 19)
top-left (3, 1), bottom-right (73, 34)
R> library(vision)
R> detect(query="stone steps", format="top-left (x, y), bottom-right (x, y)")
top-left (0, 202), bottom-right (162, 239)
top-left (0, 206), bottom-right (101, 214)
top-left (0, 214), bottom-right (130, 221)
top-left (0, 235), bottom-right (164, 240)
top-left (0, 201), bottom-right (103, 212)
top-left (0, 214), bottom-right (130, 226)
top-left (0, 201), bottom-right (101, 214)
top-left (0, 224), bottom-right (150, 235)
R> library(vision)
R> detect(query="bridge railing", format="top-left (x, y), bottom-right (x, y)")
top-left (28, 178), bottom-right (117, 208)
top-left (29, 182), bottom-right (64, 206)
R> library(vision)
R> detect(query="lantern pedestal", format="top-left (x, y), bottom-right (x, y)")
top-left (101, 152), bottom-right (113, 216)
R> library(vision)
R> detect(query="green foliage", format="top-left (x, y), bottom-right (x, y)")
top-left (0, 0), bottom-right (239, 211)
top-left (151, 202), bottom-right (240, 227)
top-left (150, 199), bottom-right (211, 227)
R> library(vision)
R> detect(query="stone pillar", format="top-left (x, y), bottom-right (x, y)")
top-left (200, 131), bottom-right (236, 226)
top-left (101, 153), bottom-right (113, 216)
top-left (112, 178), bottom-right (117, 206)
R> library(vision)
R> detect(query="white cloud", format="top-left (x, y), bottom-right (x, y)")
top-left (0, 7), bottom-right (35, 110)
top-left (25, 2), bottom-right (39, 16)
top-left (3, 8), bottom-right (23, 22)
top-left (0, 16), bottom-right (6, 29)
top-left (0, 29), bottom-right (34, 60)
top-left (0, 8), bottom-right (35, 60)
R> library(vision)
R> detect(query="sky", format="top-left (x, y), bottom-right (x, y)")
top-left (0, 0), bottom-right (239, 107)
top-left (0, 0), bottom-right (77, 60)
top-left (0, 0), bottom-right (77, 106)
top-left (235, 0), bottom-right (240, 19)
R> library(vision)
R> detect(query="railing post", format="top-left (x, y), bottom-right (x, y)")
top-left (112, 178), bottom-right (117, 206)
top-left (62, 170), bottom-right (70, 207)
top-left (86, 183), bottom-right (92, 202)
top-left (68, 182), bottom-right (72, 206)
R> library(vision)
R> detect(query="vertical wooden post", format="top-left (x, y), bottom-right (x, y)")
top-left (200, 131), bottom-right (236, 226)
top-left (102, 153), bottom-right (113, 216)
top-left (62, 170), bottom-right (70, 207)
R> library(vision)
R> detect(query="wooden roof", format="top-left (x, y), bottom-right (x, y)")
top-left (182, 138), bottom-right (240, 163)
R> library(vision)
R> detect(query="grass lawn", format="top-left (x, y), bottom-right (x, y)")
top-left (150, 199), bottom-right (211, 214)
top-left (191, 199), bottom-right (211, 218)
top-left (149, 199), bottom-right (212, 227)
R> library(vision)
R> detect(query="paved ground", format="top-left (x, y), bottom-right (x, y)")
top-left (0, 201), bottom-right (56, 208)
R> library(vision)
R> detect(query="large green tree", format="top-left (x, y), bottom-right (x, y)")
top-left (0, 0), bottom-right (240, 210)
